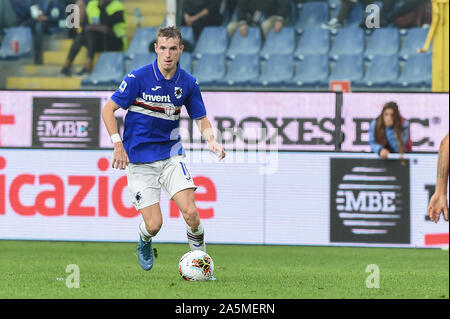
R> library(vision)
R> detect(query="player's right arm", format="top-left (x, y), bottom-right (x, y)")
top-left (101, 99), bottom-right (129, 170)
top-left (427, 133), bottom-right (449, 223)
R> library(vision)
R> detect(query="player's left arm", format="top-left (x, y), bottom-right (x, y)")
top-left (427, 133), bottom-right (449, 222)
top-left (195, 116), bottom-right (226, 160)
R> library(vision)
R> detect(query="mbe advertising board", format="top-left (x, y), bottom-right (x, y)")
top-left (0, 91), bottom-right (448, 152)
top-left (0, 150), bottom-right (447, 248)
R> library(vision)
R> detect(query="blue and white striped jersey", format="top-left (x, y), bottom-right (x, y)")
top-left (111, 59), bottom-right (207, 163)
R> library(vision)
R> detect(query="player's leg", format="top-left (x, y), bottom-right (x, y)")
top-left (139, 203), bottom-right (163, 241)
top-left (171, 188), bottom-right (206, 252)
top-left (160, 156), bottom-right (206, 251)
top-left (127, 163), bottom-right (162, 271)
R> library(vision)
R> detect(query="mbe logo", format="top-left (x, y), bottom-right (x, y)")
top-left (330, 158), bottom-right (410, 244)
top-left (32, 97), bottom-right (100, 148)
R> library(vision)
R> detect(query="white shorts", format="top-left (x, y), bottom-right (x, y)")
top-left (126, 155), bottom-right (197, 210)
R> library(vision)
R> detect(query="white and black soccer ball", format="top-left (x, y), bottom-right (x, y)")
top-left (178, 250), bottom-right (214, 281)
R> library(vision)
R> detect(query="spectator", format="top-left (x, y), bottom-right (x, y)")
top-left (60, 0), bottom-right (126, 76)
top-left (181, 0), bottom-right (224, 42)
top-left (22, 0), bottom-right (65, 64)
top-left (227, 0), bottom-right (291, 38)
top-left (322, 0), bottom-right (396, 29)
top-left (65, 0), bottom-right (88, 39)
top-left (0, 0), bottom-right (33, 30)
top-left (385, 0), bottom-right (431, 28)
top-left (369, 101), bottom-right (412, 159)
top-left (0, 0), bottom-right (18, 29)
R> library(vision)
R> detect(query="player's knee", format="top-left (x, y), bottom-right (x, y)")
top-left (147, 221), bottom-right (162, 236)
top-left (143, 218), bottom-right (162, 236)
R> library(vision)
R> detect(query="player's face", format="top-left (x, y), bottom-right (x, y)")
top-left (155, 37), bottom-right (184, 73)
top-left (383, 108), bottom-right (394, 127)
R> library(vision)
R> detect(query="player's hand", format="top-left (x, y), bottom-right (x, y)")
top-left (208, 140), bottom-right (226, 161)
top-left (379, 148), bottom-right (390, 159)
top-left (112, 142), bottom-right (129, 170)
top-left (427, 193), bottom-right (449, 223)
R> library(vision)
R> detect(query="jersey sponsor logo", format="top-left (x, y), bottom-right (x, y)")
top-left (142, 92), bottom-right (172, 103)
top-left (127, 73), bottom-right (135, 78)
top-left (174, 87), bottom-right (182, 99)
top-left (119, 81), bottom-right (127, 93)
top-left (151, 86), bottom-right (162, 91)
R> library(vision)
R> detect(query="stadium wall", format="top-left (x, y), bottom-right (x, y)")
top-left (0, 90), bottom-right (448, 248)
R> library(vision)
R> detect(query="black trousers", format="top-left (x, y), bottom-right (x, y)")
top-left (67, 30), bottom-right (122, 62)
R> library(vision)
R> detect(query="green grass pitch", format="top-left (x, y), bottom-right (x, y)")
top-left (0, 240), bottom-right (448, 299)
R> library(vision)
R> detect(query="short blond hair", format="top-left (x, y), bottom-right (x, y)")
top-left (156, 26), bottom-right (183, 46)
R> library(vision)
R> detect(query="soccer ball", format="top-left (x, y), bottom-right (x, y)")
top-left (178, 250), bottom-right (214, 281)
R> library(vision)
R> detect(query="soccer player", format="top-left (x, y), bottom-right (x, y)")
top-left (427, 133), bottom-right (449, 223)
top-left (101, 26), bottom-right (225, 271)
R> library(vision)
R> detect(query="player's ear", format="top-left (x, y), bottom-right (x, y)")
top-left (179, 44), bottom-right (184, 53)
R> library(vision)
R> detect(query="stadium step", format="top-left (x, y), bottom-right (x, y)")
top-left (6, 76), bottom-right (81, 89)
top-left (23, 65), bottom-right (62, 76)
top-left (42, 50), bottom-right (100, 66)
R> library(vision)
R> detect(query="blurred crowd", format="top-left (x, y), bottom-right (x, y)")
top-left (0, 0), bottom-right (433, 73)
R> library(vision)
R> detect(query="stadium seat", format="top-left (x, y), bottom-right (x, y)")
top-left (226, 27), bottom-right (262, 59)
top-left (81, 52), bottom-right (124, 86)
top-left (328, 54), bottom-right (364, 83)
top-left (218, 54), bottom-right (259, 86)
top-left (192, 53), bottom-right (226, 85)
top-left (0, 27), bottom-right (33, 59)
top-left (180, 26), bottom-right (195, 48)
top-left (390, 53), bottom-right (431, 88)
top-left (295, 2), bottom-right (329, 33)
top-left (180, 52), bottom-right (192, 73)
top-left (399, 27), bottom-right (430, 60)
top-left (259, 27), bottom-right (295, 60)
top-left (126, 53), bottom-right (156, 75)
top-left (329, 27), bottom-right (364, 60)
top-left (353, 54), bottom-right (399, 88)
top-left (251, 54), bottom-right (294, 86)
top-left (125, 27), bottom-right (158, 60)
top-left (193, 26), bottom-right (228, 59)
top-left (294, 28), bottom-right (330, 60)
top-left (364, 27), bottom-right (399, 60)
top-left (287, 54), bottom-right (329, 87)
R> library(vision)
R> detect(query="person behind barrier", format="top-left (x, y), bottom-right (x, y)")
top-left (368, 101), bottom-right (412, 159)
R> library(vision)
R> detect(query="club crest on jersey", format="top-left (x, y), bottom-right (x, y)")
top-left (174, 87), bottom-right (182, 99)
top-left (135, 192), bottom-right (142, 204)
top-left (165, 106), bottom-right (176, 117)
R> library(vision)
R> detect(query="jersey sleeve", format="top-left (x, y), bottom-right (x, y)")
top-left (110, 73), bottom-right (139, 110)
top-left (184, 79), bottom-right (207, 119)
